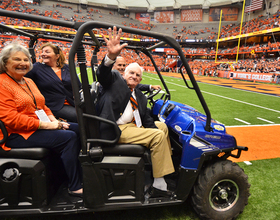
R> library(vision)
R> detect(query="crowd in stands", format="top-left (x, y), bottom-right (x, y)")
top-left (0, 0), bottom-right (280, 83)
top-left (220, 11), bottom-right (280, 38)
top-left (172, 25), bottom-right (218, 41)
top-left (1, 0), bottom-right (279, 41)
top-left (1, 33), bottom-right (280, 82)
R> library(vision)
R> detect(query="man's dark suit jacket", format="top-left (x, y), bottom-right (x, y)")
top-left (97, 60), bottom-right (157, 140)
top-left (26, 62), bottom-right (81, 112)
top-left (137, 84), bottom-right (150, 91)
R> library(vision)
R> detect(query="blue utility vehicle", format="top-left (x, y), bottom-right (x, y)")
top-left (0, 10), bottom-right (250, 220)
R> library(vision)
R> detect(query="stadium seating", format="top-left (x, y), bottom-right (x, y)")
top-left (0, 0), bottom-right (280, 79)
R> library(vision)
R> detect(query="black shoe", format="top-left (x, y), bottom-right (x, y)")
top-left (146, 185), bottom-right (174, 198)
top-left (68, 189), bottom-right (83, 198)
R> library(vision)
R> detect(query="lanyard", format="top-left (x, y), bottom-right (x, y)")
top-left (6, 73), bottom-right (38, 109)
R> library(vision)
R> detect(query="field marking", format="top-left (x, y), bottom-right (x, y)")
top-left (257, 117), bottom-right (274, 124)
top-left (143, 74), bottom-right (280, 114)
top-left (201, 91), bottom-right (280, 113)
top-left (234, 118), bottom-right (251, 125)
top-left (144, 72), bottom-right (280, 99)
top-left (199, 80), bottom-right (280, 98)
top-left (226, 123), bottom-right (280, 128)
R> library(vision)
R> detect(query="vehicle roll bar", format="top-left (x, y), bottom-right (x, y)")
top-left (0, 9), bottom-right (213, 134)
top-left (69, 21), bottom-right (212, 132)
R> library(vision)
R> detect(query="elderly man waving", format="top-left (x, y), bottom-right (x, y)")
top-left (96, 26), bottom-right (175, 198)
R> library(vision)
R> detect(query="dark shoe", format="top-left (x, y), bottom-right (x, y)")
top-left (68, 189), bottom-right (83, 198)
top-left (146, 185), bottom-right (174, 198)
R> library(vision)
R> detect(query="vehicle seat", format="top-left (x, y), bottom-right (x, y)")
top-left (0, 120), bottom-right (51, 160)
top-left (0, 147), bottom-right (50, 160)
top-left (89, 144), bottom-right (151, 164)
top-left (103, 144), bottom-right (148, 157)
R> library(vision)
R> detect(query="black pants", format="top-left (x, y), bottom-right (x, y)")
top-left (6, 122), bottom-right (82, 191)
top-left (53, 105), bottom-right (77, 123)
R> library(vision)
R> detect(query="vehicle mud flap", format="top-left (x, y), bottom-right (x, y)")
top-left (175, 167), bottom-right (199, 201)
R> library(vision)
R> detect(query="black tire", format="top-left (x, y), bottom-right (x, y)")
top-left (191, 160), bottom-right (250, 220)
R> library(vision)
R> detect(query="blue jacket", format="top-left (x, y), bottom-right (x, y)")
top-left (26, 62), bottom-right (81, 112)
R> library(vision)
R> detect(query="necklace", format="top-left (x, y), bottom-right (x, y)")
top-left (6, 73), bottom-right (25, 84)
top-left (5, 73), bottom-right (38, 109)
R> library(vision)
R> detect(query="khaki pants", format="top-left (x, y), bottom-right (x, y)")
top-left (118, 121), bottom-right (174, 178)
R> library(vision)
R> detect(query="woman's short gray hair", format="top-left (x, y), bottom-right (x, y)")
top-left (0, 42), bottom-right (33, 74)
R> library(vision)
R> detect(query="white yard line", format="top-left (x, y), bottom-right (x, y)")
top-left (144, 74), bottom-right (280, 114)
top-left (234, 118), bottom-right (251, 125)
top-left (145, 73), bottom-right (280, 99)
top-left (198, 80), bottom-right (280, 98)
top-left (226, 124), bottom-right (280, 128)
top-left (257, 117), bottom-right (275, 124)
top-left (201, 90), bottom-right (280, 114)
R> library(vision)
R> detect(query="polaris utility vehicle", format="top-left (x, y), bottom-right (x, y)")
top-left (0, 10), bottom-right (250, 220)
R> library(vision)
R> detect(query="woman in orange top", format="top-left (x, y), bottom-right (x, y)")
top-left (0, 42), bottom-right (82, 197)
top-left (26, 42), bottom-right (81, 122)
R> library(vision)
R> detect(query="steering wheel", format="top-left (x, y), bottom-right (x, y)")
top-left (144, 89), bottom-right (161, 106)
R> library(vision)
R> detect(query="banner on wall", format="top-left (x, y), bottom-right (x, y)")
top-left (209, 8), bottom-right (238, 21)
top-left (135, 13), bottom-right (150, 24)
top-left (218, 70), bottom-right (275, 83)
top-left (181, 9), bottom-right (202, 22)
top-left (154, 11), bottom-right (174, 23)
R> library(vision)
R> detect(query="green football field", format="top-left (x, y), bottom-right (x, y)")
top-left (81, 69), bottom-right (280, 127)
top-left (141, 72), bottom-right (280, 126)
top-left (5, 71), bottom-right (280, 220)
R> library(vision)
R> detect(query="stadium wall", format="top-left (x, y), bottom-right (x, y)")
top-left (42, 0), bottom-right (77, 9)
top-left (39, 0), bottom-right (279, 27)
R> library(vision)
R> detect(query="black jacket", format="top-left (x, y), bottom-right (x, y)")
top-left (96, 60), bottom-right (156, 140)
top-left (26, 62), bottom-right (81, 112)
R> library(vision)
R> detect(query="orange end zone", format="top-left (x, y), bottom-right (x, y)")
top-left (226, 125), bottom-right (280, 162)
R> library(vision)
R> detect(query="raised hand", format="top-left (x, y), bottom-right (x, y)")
top-left (102, 26), bottom-right (128, 61)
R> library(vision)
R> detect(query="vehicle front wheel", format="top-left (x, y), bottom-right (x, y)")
top-left (191, 160), bottom-right (250, 220)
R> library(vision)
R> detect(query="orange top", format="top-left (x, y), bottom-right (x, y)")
top-left (54, 69), bottom-right (71, 106)
top-left (0, 73), bottom-right (53, 150)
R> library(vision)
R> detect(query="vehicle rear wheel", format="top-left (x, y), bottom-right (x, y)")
top-left (191, 160), bottom-right (250, 220)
